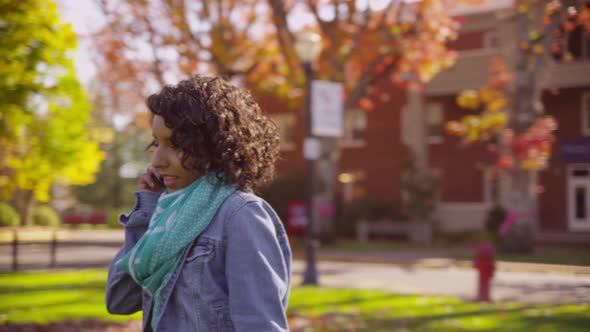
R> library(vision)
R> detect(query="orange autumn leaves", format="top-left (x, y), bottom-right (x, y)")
top-left (352, 0), bottom-right (484, 111)
top-left (503, 117), bottom-right (557, 171)
top-left (445, 0), bottom-right (590, 173)
top-left (518, 0), bottom-right (590, 61)
top-left (93, 0), bottom-right (491, 115)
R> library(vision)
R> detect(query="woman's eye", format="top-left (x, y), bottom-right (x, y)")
top-left (146, 140), bottom-right (159, 151)
top-left (146, 139), bottom-right (179, 152)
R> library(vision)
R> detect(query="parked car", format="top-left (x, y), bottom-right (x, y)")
top-left (62, 207), bottom-right (107, 226)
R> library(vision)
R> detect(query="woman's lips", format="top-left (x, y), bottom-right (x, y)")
top-left (163, 176), bottom-right (177, 187)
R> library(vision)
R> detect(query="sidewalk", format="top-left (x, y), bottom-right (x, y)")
top-left (291, 260), bottom-right (590, 305)
top-left (294, 247), bottom-right (590, 276)
top-left (2, 229), bottom-right (589, 275)
top-left (62, 230), bottom-right (590, 276)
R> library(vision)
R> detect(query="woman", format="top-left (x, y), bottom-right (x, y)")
top-left (106, 75), bottom-right (291, 331)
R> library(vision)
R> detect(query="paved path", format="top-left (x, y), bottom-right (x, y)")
top-left (2, 241), bottom-right (589, 305)
top-left (292, 260), bottom-right (590, 304)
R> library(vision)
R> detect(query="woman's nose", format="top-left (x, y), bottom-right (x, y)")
top-left (151, 148), bottom-right (168, 169)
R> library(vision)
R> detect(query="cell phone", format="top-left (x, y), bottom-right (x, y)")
top-left (154, 171), bottom-right (165, 187)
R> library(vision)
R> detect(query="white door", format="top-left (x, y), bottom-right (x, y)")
top-left (568, 165), bottom-right (590, 231)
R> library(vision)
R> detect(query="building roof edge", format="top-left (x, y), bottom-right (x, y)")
top-left (451, 0), bottom-right (514, 16)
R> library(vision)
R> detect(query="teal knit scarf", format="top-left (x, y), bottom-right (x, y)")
top-left (115, 174), bottom-right (235, 329)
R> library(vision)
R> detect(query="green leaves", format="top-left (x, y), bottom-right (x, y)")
top-left (0, 0), bottom-right (104, 202)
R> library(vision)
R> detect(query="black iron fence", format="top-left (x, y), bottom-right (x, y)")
top-left (0, 229), bottom-right (123, 272)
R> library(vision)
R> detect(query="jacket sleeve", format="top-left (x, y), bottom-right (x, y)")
top-left (225, 200), bottom-right (291, 332)
top-left (105, 191), bottom-right (160, 315)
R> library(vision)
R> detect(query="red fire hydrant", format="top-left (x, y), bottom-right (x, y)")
top-left (473, 240), bottom-right (496, 302)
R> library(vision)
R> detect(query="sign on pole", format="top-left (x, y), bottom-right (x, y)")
top-left (311, 80), bottom-right (343, 137)
top-left (303, 137), bottom-right (321, 160)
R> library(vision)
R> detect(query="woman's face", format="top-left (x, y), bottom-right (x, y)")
top-left (150, 115), bottom-right (200, 193)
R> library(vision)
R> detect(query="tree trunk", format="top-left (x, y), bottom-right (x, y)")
top-left (11, 189), bottom-right (36, 227)
top-left (501, 168), bottom-right (535, 253)
top-left (501, 1), bottom-right (565, 253)
top-left (501, 66), bottom-right (535, 253)
top-left (111, 131), bottom-right (123, 209)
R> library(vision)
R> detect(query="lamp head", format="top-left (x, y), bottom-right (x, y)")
top-left (294, 31), bottom-right (322, 63)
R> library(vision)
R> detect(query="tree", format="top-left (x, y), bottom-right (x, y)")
top-left (446, 0), bottom-right (590, 252)
top-left (92, 0), bottom-right (277, 107)
top-left (72, 126), bottom-right (150, 209)
top-left (91, 0), bottom-right (484, 242)
top-left (400, 144), bottom-right (439, 222)
top-left (93, 0), bottom-right (484, 111)
top-left (267, 0), bottom-right (485, 111)
top-left (92, 0), bottom-right (484, 133)
top-left (72, 85), bottom-right (152, 210)
top-left (0, 0), bottom-right (105, 225)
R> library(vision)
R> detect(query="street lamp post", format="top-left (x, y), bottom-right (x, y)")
top-left (294, 32), bottom-right (322, 285)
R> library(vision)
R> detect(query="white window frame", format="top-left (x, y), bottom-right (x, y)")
top-left (568, 20), bottom-right (590, 60)
top-left (582, 92), bottom-right (590, 136)
top-left (341, 109), bottom-right (367, 148)
top-left (338, 170), bottom-right (368, 203)
top-left (426, 102), bottom-right (444, 144)
top-left (482, 29), bottom-right (499, 49)
top-left (580, 29), bottom-right (590, 59)
top-left (271, 113), bottom-right (296, 151)
top-left (567, 164), bottom-right (590, 231)
top-left (483, 167), bottom-right (495, 204)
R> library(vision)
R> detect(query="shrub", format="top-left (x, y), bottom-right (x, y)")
top-left (0, 202), bottom-right (20, 227)
top-left (32, 205), bottom-right (61, 227)
top-left (108, 211), bottom-right (121, 229)
top-left (335, 198), bottom-right (404, 238)
top-left (107, 206), bottom-right (135, 229)
top-left (485, 204), bottom-right (506, 243)
top-left (259, 172), bottom-right (305, 227)
top-left (400, 145), bottom-right (440, 222)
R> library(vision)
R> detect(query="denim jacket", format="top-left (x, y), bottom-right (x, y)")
top-left (105, 190), bottom-right (292, 331)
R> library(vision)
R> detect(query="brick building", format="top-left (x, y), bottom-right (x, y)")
top-left (259, 0), bottom-right (590, 243)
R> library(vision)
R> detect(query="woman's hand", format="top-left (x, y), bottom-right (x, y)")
top-left (139, 165), bottom-right (166, 193)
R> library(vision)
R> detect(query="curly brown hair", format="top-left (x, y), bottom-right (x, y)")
top-left (146, 75), bottom-right (280, 192)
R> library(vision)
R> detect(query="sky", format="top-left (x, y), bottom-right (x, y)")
top-left (54, 0), bottom-right (427, 86)
top-left (55, 0), bottom-right (105, 86)
top-left (54, 0), bottom-right (494, 87)
top-left (52, 0), bottom-right (490, 131)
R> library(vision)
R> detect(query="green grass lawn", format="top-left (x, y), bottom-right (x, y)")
top-left (450, 247), bottom-right (590, 268)
top-left (315, 239), bottom-right (430, 252)
top-left (302, 239), bottom-right (590, 267)
top-left (0, 269), bottom-right (141, 324)
top-left (290, 288), bottom-right (590, 331)
top-left (1, 269), bottom-right (589, 331)
top-left (494, 249), bottom-right (590, 267)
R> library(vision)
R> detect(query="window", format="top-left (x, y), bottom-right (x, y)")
top-left (337, 171), bottom-right (368, 203)
top-left (572, 28), bottom-right (590, 59)
top-left (575, 185), bottom-right (587, 219)
top-left (271, 113), bottom-right (296, 150)
top-left (426, 103), bottom-right (444, 143)
top-left (583, 93), bottom-right (590, 136)
top-left (583, 31), bottom-right (590, 59)
top-left (483, 167), bottom-right (500, 204)
top-left (564, 8), bottom-right (590, 61)
top-left (568, 165), bottom-right (590, 230)
top-left (447, 30), bottom-right (496, 52)
top-left (342, 109), bottom-right (367, 147)
top-left (483, 30), bottom-right (499, 49)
